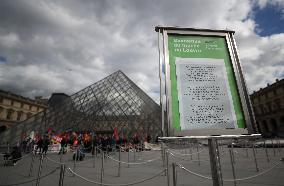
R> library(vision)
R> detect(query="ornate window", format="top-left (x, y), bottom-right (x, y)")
top-left (7, 109), bottom-right (13, 120)
top-left (17, 111), bottom-right (22, 121)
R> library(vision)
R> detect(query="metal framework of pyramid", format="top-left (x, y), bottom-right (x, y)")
top-left (0, 70), bottom-right (161, 144)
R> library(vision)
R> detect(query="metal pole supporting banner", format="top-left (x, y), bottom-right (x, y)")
top-left (36, 154), bottom-right (44, 186)
top-left (28, 152), bottom-right (36, 177)
top-left (208, 138), bottom-right (223, 186)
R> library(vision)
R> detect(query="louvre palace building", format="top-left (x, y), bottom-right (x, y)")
top-left (0, 90), bottom-right (47, 133)
top-left (250, 79), bottom-right (284, 137)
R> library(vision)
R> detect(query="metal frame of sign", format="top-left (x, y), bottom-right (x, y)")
top-left (156, 26), bottom-right (257, 136)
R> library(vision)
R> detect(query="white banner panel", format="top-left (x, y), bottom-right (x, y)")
top-left (175, 58), bottom-right (237, 130)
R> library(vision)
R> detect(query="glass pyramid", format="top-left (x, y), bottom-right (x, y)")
top-left (0, 70), bottom-right (161, 145)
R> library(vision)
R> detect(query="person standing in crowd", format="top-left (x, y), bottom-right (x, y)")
top-left (35, 137), bottom-right (43, 154)
top-left (58, 137), bottom-right (67, 155)
top-left (11, 146), bottom-right (22, 166)
top-left (42, 136), bottom-right (50, 155)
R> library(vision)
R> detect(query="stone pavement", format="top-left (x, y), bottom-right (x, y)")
top-left (0, 146), bottom-right (283, 186)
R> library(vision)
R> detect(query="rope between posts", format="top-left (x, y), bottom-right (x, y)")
top-left (0, 167), bottom-right (59, 186)
top-left (77, 149), bottom-right (94, 157)
top-left (178, 161), bottom-right (282, 182)
top-left (168, 152), bottom-right (210, 162)
top-left (107, 155), bottom-right (161, 165)
top-left (168, 148), bottom-right (205, 156)
top-left (68, 167), bottom-right (166, 186)
top-left (45, 156), bottom-right (65, 165)
top-left (177, 163), bottom-right (212, 180)
top-left (223, 162), bottom-right (282, 182)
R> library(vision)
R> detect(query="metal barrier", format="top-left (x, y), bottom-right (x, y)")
top-left (176, 160), bottom-right (283, 183)
top-left (107, 154), bottom-right (161, 165)
top-left (0, 166), bottom-right (58, 186)
top-left (1, 137), bottom-right (283, 186)
top-left (159, 134), bottom-right (262, 186)
top-left (68, 167), bottom-right (166, 186)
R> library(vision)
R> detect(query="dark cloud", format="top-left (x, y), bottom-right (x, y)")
top-left (0, 0), bottom-right (283, 102)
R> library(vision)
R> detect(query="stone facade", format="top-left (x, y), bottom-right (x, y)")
top-left (0, 90), bottom-right (47, 131)
top-left (250, 79), bottom-right (284, 137)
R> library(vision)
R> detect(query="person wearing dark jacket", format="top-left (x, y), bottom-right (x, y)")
top-left (42, 137), bottom-right (50, 154)
top-left (11, 146), bottom-right (22, 166)
top-left (35, 138), bottom-right (43, 154)
top-left (58, 138), bottom-right (67, 155)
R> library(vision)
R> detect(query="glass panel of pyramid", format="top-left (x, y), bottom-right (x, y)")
top-left (0, 70), bottom-right (161, 145)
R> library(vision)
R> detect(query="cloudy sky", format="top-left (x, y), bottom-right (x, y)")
top-left (0, 0), bottom-right (283, 103)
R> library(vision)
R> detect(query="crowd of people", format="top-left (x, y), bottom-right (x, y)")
top-left (1, 130), bottom-right (157, 165)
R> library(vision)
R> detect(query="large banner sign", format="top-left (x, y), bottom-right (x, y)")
top-left (156, 27), bottom-right (256, 136)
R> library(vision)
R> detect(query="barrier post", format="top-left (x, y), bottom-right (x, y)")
top-left (245, 140), bottom-right (249, 157)
top-left (277, 139), bottom-right (280, 153)
top-left (252, 143), bottom-right (259, 172)
top-left (166, 150), bottom-right (170, 186)
top-left (36, 154), bottom-right (44, 186)
top-left (60, 150), bottom-right (63, 163)
top-left (172, 163), bottom-right (177, 186)
top-left (28, 152), bottom-right (36, 177)
top-left (190, 142), bottom-right (193, 160)
top-left (229, 149), bottom-right (237, 186)
top-left (128, 147), bottom-right (130, 168)
top-left (91, 134), bottom-right (94, 155)
top-left (93, 147), bottom-right (96, 168)
top-left (264, 140), bottom-right (270, 163)
top-left (58, 164), bottom-right (66, 186)
top-left (208, 138), bottom-right (223, 186)
top-left (100, 152), bottom-right (104, 186)
top-left (272, 139), bottom-right (276, 157)
top-left (197, 144), bottom-right (200, 166)
top-left (230, 139), bottom-right (235, 164)
top-left (133, 146), bottom-right (136, 161)
top-left (7, 142), bottom-right (10, 153)
top-left (161, 142), bottom-right (165, 168)
top-left (73, 147), bottom-right (78, 177)
top-left (118, 147), bottom-right (121, 177)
